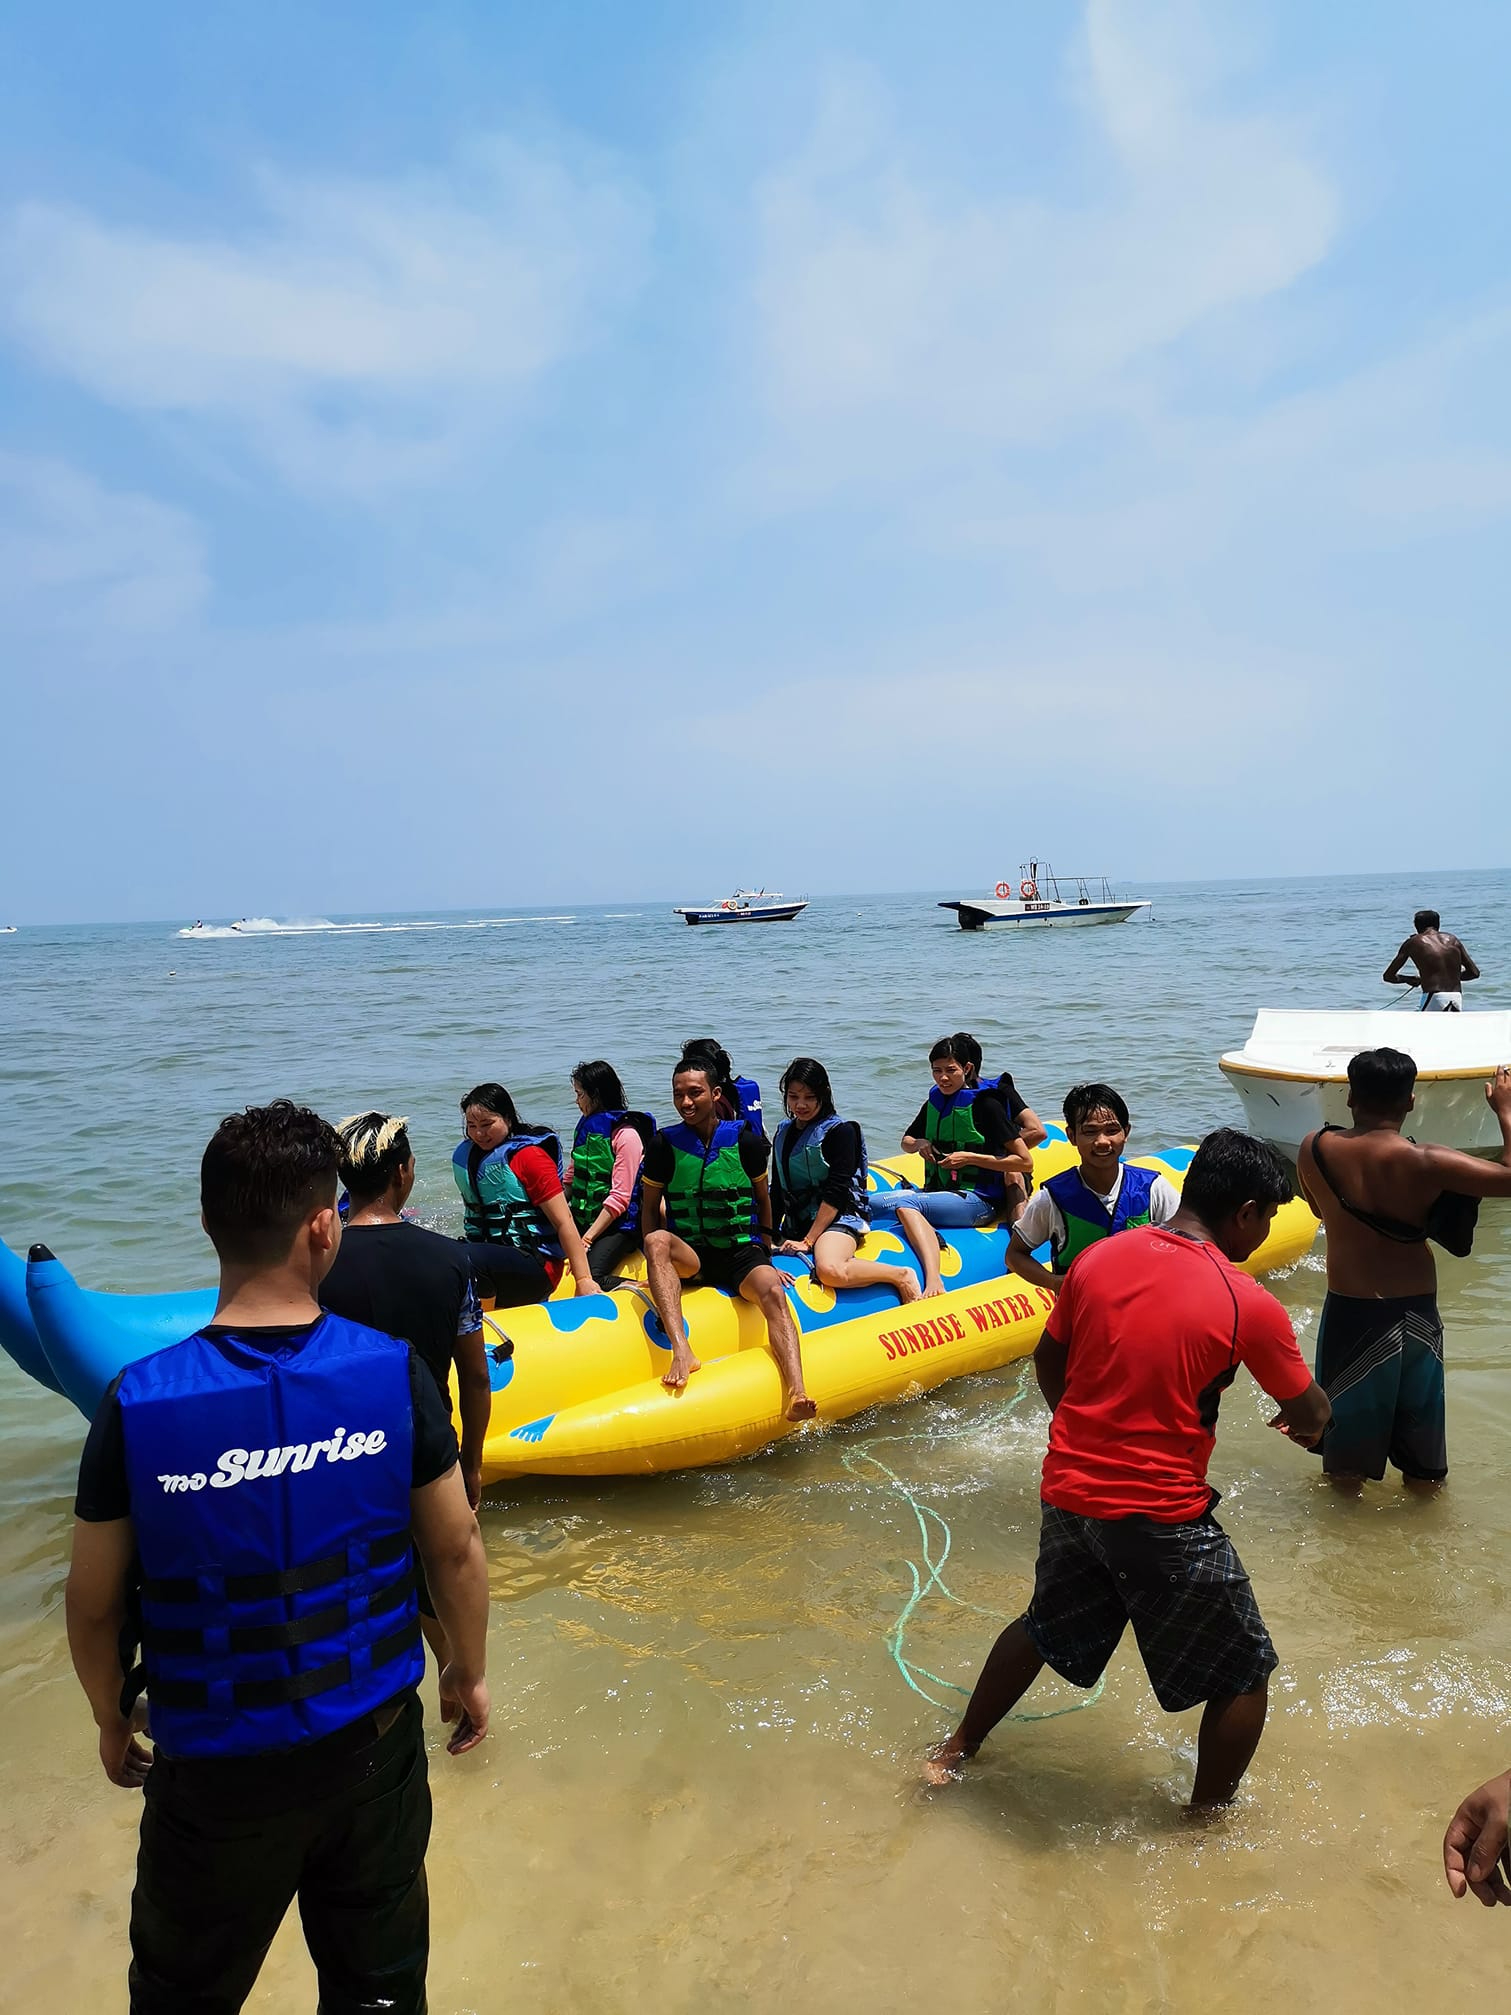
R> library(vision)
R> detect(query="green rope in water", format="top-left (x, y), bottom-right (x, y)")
top-left (841, 1364), bottom-right (1104, 1722)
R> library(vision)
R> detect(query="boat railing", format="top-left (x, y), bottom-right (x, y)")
top-left (1016, 863), bottom-right (1121, 907)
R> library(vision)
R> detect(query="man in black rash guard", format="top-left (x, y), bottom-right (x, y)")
top-left (321, 1112), bottom-right (493, 1688)
top-left (321, 1113), bottom-right (490, 1510)
top-left (65, 1100), bottom-right (489, 2015)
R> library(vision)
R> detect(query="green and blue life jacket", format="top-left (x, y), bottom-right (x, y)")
top-left (772, 1113), bottom-right (869, 1239)
top-left (451, 1130), bottom-right (564, 1262)
top-left (568, 1109), bottom-right (655, 1236)
top-left (117, 1313), bottom-right (423, 1760)
top-left (659, 1120), bottom-right (759, 1250)
top-left (1043, 1163), bottom-right (1159, 1274)
top-left (921, 1086), bottom-right (1007, 1207)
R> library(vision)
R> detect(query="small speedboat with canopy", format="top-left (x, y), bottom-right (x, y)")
top-left (940, 860), bottom-right (1149, 931)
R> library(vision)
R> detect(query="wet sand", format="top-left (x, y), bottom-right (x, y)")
top-left (4, 1234), bottom-right (1511, 2011)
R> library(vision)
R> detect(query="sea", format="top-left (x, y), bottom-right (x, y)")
top-left (2, 870), bottom-right (1509, 2011)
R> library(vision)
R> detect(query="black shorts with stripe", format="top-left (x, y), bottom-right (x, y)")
top-left (1023, 1501), bottom-right (1278, 1713)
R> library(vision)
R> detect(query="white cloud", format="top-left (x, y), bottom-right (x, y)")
top-left (948, 305), bottom-right (1511, 589)
top-left (0, 137), bottom-right (648, 490)
top-left (751, 0), bottom-right (1338, 463)
top-left (0, 453), bottom-right (207, 636)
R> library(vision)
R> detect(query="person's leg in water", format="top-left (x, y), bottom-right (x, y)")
top-left (811, 1227), bottom-right (921, 1306)
top-left (642, 1229), bottom-right (702, 1390)
top-left (740, 1262), bottom-right (818, 1421)
top-left (297, 1697), bottom-right (432, 2015)
top-left (1390, 1297), bottom-right (1448, 1495)
top-left (924, 1503), bottom-right (1123, 1787)
top-left (1186, 1684), bottom-right (1269, 1813)
top-left (922, 1618), bottom-right (1045, 1783)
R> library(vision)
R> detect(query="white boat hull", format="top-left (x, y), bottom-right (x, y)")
top-left (942, 899), bottom-right (1149, 931)
top-left (1219, 1008), bottom-right (1511, 1158)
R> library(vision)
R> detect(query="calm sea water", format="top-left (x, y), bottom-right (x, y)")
top-left (2, 871), bottom-right (1509, 2010)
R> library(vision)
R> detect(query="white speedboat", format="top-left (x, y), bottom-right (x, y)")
top-left (673, 889), bottom-right (808, 926)
top-left (940, 860), bottom-right (1149, 931)
top-left (1219, 1008), bottom-right (1511, 1158)
top-left (0, 925), bottom-right (15, 934)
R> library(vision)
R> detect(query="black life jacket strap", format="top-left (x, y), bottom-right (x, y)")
top-left (144, 1617), bottom-right (420, 1711)
top-left (143, 1530), bottom-right (411, 1606)
top-left (141, 1567), bottom-right (417, 1657)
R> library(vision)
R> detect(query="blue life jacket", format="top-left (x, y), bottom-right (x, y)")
top-left (1043, 1163), bottom-right (1160, 1273)
top-left (733, 1075), bottom-right (764, 1135)
top-left (451, 1131), bottom-right (564, 1260)
top-left (117, 1313), bottom-right (423, 1760)
top-left (772, 1114), bottom-right (869, 1239)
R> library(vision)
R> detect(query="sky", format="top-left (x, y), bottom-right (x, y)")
top-left (1, 0), bottom-right (1508, 923)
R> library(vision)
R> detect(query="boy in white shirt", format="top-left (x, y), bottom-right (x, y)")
top-left (1007, 1082), bottom-right (1179, 1294)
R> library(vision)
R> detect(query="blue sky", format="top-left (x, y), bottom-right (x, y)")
top-left (1, 1), bottom-right (1508, 922)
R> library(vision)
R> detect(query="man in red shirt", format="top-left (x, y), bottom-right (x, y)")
top-left (925, 1129), bottom-right (1331, 1812)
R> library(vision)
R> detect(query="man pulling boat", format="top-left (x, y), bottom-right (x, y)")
top-left (1384, 908), bottom-right (1481, 1011)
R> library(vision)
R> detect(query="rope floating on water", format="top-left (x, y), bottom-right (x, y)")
top-left (842, 1365), bottom-right (1104, 1722)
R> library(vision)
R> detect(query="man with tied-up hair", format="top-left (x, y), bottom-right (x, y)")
top-left (66, 1100), bottom-right (490, 2015)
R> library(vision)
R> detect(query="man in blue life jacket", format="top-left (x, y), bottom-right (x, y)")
top-left (1006, 1082), bottom-right (1180, 1293)
top-left (65, 1100), bottom-right (491, 2015)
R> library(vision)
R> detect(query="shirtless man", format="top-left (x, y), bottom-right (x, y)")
top-left (1384, 909), bottom-right (1481, 1011)
top-left (1297, 1050), bottom-right (1511, 1487)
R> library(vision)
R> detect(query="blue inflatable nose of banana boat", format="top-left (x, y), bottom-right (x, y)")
top-left (0, 1236), bottom-right (63, 1395)
top-left (5, 1241), bottom-right (216, 1417)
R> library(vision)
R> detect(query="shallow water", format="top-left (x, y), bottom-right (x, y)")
top-left (2, 874), bottom-right (1510, 2010)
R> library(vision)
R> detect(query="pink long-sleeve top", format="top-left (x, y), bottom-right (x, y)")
top-left (603, 1122), bottom-right (645, 1218)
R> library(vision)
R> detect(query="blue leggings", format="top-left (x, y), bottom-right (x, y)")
top-left (867, 1188), bottom-right (996, 1229)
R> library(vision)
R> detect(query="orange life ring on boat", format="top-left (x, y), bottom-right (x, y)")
top-left (1020, 879), bottom-right (1038, 900)
top-left (995, 881), bottom-right (1012, 899)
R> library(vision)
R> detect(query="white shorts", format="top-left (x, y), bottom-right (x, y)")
top-left (1421, 992), bottom-right (1463, 1012)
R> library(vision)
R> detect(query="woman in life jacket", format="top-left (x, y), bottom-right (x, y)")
top-left (679, 1037), bottom-right (764, 1136)
top-left (565, 1059), bottom-right (657, 1285)
top-left (772, 1058), bottom-right (921, 1305)
top-left (452, 1082), bottom-right (596, 1306)
top-left (868, 1034), bottom-right (1034, 1297)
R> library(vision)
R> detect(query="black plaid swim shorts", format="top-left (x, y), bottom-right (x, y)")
top-left (1022, 1501), bottom-right (1278, 1713)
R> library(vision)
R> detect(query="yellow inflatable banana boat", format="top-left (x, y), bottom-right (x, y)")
top-left (474, 1133), bottom-right (1317, 1481)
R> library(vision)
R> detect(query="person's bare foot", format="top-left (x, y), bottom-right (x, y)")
top-left (922, 1735), bottom-right (971, 1786)
top-left (1180, 1799), bottom-right (1235, 1826)
top-left (920, 1277), bottom-right (945, 1300)
top-left (786, 1393), bottom-right (818, 1422)
top-left (662, 1345), bottom-right (702, 1392)
top-left (893, 1271), bottom-right (922, 1306)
